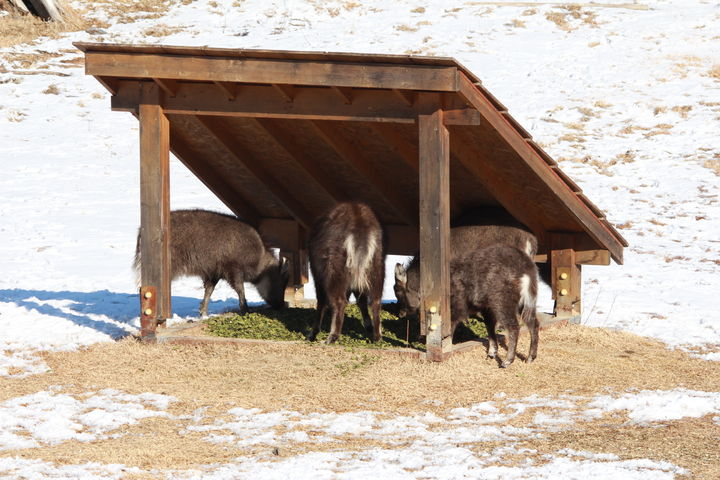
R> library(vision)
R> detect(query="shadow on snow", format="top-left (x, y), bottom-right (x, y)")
top-left (0, 289), bottom-right (243, 339)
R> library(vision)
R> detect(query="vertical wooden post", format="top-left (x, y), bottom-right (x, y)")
top-left (281, 225), bottom-right (309, 306)
top-left (550, 233), bottom-right (582, 321)
top-left (418, 102), bottom-right (452, 361)
top-left (259, 219), bottom-right (309, 306)
top-left (138, 82), bottom-right (171, 341)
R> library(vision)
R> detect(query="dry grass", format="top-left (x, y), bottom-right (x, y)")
top-left (0, 0), bottom-right (179, 48)
top-left (1, 325), bottom-right (718, 474)
top-left (644, 123), bottom-right (674, 138)
top-left (703, 157), bottom-right (720, 175)
top-left (558, 133), bottom-right (586, 143)
top-left (672, 105), bottom-right (693, 118)
top-left (394, 24), bottom-right (419, 32)
top-left (709, 65), bottom-right (720, 79)
top-left (545, 5), bottom-right (598, 31)
top-left (618, 124), bottom-right (649, 135)
top-left (42, 83), bottom-right (60, 94)
top-left (6, 108), bottom-right (26, 121)
top-left (0, 4), bottom-right (91, 48)
top-left (142, 23), bottom-right (183, 37)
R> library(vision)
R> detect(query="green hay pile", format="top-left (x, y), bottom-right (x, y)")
top-left (206, 303), bottom-right (489, 351)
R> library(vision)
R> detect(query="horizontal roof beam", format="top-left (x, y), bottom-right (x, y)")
top-left (111, 81), bottom-right (420, 123)
top-left (84, 51), bottom-right (461, 91)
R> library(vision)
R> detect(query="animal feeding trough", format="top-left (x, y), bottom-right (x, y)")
top-left (76, 42), bottom-right (627, 361)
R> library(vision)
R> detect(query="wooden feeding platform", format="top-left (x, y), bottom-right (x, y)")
top-left (76, 42), bottom-right (627, 361)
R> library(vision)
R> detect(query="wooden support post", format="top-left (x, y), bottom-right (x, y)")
top-left (138, 83), bottom-right (171, 341)
top-left (281, 247), bottom-right (309, 305)
top-left (259, 219), bottom-right (309, 306)
top-left (550, 234), bottom-right (582, 320)
top-left (418, 103), bottom-right (452, 361)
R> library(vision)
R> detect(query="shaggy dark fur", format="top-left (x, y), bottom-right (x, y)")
top-left (396, 244), bottom-right (538, 367)
top-left (308, 202), bottom-right (385, 344)
top-left (393, 220), bottom-right (538, 319)
top-left (134, 209), bottom-right (288, 317)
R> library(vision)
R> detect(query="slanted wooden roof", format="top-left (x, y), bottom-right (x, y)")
top-left (76, 42), bottom-right (626, 263)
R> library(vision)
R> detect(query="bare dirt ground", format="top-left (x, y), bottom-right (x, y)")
top-left (2, 324), bottom-right (718, 478)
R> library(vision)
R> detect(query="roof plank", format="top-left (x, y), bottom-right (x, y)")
top-left (311, 120), bottom-right (418, 226)
top-left (169, 130), bottom-right (261, 225)
top-left (253, 118), bottom-right (348, 203)
top-left (195, 116), bottom-right (314, 229)
top-left (85, 51), bottom-right (461, 91)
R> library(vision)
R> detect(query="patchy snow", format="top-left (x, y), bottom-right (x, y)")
top-left (588, 388), bottom-right (720, 423)
top-left (0, 386), bottom-right (708, 478)
top-left (0, 388), bottom-right (175, 450)
top-left (0, 457), bottom-right (141, 480)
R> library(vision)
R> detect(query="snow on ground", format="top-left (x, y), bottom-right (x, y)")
top-left (1, 386), bottom-right (717, 478)
top-left (1, 0), bottom-right (719, 477)
top-left (0, 388), bottom-right (175, 450)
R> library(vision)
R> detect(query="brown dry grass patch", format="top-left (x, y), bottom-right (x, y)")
top-left (709, 65), bottom-right (720, 79)
top-left (0, 5), bottom-right (91, 48)
top-left (517, 415), bottom-right (720, 478)
top-left (0, 0), bottom-right (179, 48)
top-left (2, 325), bottom-right (719, 474)
top-left (703, 156), bottom-right (720, 175)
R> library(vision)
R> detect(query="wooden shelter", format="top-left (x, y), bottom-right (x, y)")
top-left (76, 42), bottom-right (626, 361)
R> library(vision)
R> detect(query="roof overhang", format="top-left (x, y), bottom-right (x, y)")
top-left (76, 42), bottom-right (626, 264)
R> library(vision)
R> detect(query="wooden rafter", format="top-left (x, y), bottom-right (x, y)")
top-left (253, 118), bottom-right (347, 203)
top-left (152, 78), bottom-right (179, 97)
top-left (457, 74), bottom-right (624, 263)
top-left (272, 84), bottom-right (295, 102)
top-left (194, 116), bottom-right (314, 229)
top-left (331, 86), bottom-right (353, 104)
top-left (442, 109), bottom-right (481, 125)
top-left (370, 123), bottom-right (418, 170)
top-left (214, 81), bottom-right (238, 100)
top-left (111, 81), bottom-right (419, 123)
top-left (450, 128), bottom-right (546, 238)
top-left (393, 89), bottom-right (416, 106)
top-left (169, 131), bottom-right (261, 225)
top-left (311, 120), bottom-right (418, 226)
top-left (95, 76), bottom-right (118, 95)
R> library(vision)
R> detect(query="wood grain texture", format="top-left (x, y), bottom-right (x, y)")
top-left (85, 51), bottom-right (460, 91)
top-left (138, 84), bottom-right (171, 331)
top-left (418, 107), bottom-right (452, 361)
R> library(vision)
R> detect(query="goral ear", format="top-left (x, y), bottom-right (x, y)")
top-left (394, 263), bottom-right (407, 284)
